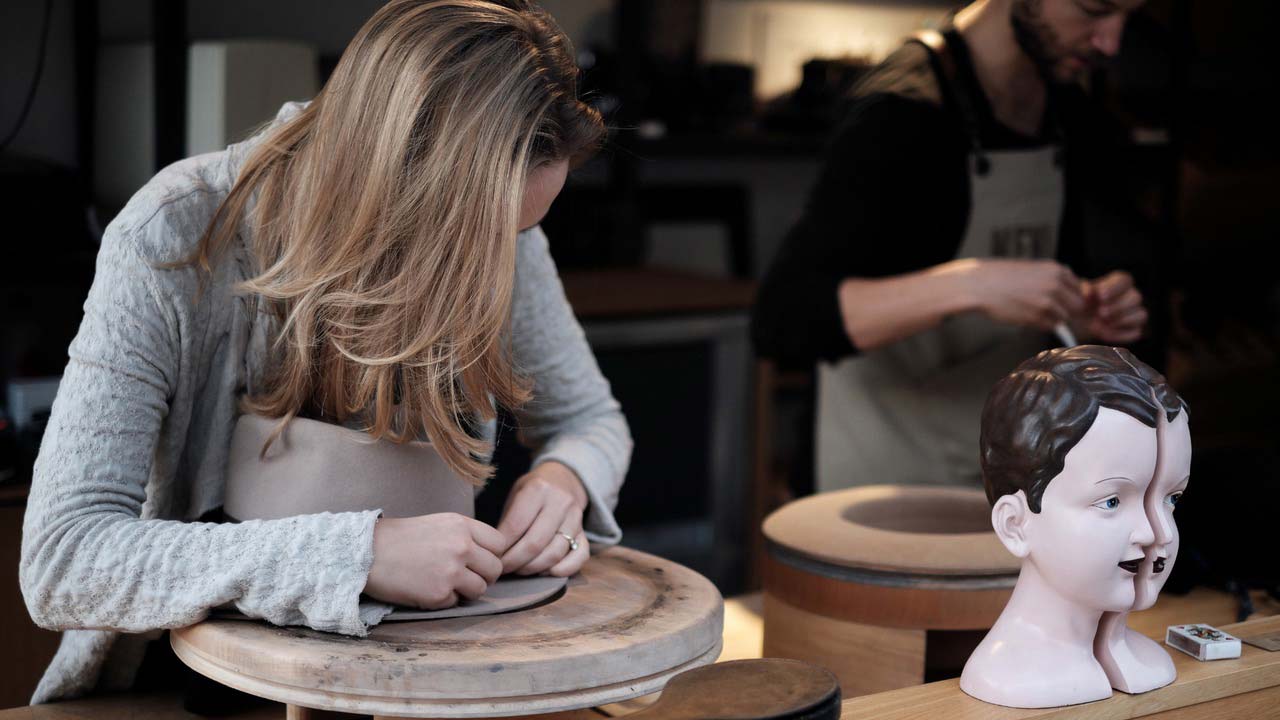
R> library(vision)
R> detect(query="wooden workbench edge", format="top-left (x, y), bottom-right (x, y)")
top-left (840, 615), bottom-right (1280, 719)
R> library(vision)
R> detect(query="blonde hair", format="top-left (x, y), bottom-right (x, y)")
top-left (193, 0), bottom-right (604, 483)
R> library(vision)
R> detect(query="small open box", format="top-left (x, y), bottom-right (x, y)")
top-left (1166, 624), bottom-right (1243, 661)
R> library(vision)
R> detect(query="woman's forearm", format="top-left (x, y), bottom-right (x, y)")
top-left (509, 227), bottom-right (631, 545)
top-left (20, 232), bottom-right (386, 637)
top-left (21, 503), bottom-right (382, 635)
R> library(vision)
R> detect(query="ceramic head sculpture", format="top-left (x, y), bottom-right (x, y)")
top-left (1133, 372), bottom-right (1189, 610)
top-left (1095, 369), bottom-right (1190, 694)
top-left (960, 345), bottom-right (1184, 708)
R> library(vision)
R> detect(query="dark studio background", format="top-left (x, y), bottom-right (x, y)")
top-left (1, 0), bottom-right (1278, 709)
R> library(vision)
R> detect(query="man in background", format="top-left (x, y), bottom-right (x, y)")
top-left (753, 0), bottom-right (1163, 491)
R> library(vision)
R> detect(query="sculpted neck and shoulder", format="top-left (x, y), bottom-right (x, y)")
top-left (962, 407), bottom-right (1158, 707)
top-left (962, 561), bottom-right (1114, 706)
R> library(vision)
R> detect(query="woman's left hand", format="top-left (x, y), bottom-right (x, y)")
top-left (497, 461), bottom-right (590, 577)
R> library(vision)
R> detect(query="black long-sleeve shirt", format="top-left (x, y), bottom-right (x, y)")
top-left (753, 30), bottom-right (1167, 369)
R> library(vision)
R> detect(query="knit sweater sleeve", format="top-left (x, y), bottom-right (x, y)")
top-left (507, 226), bottom-right (633, 544)
top-left (19, 220), bottom-right (386, 637)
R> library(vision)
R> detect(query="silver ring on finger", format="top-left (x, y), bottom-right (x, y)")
top-left (558, 531), bottom-right (579, 552)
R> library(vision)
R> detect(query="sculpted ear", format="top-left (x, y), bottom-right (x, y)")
top-left (992, 491), bottom-right (1032, 558)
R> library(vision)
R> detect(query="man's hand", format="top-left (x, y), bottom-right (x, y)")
top-left (957, 258), bottom-right (1086, 331)
top-left (496, 461), bottom-right (589, 578)
top-left (1076, 271), bottom-right (1147, 344)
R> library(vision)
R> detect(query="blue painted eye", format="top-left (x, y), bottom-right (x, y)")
top-left (1093, 496), bottom-right (1120, 511)
top-left (1167, 492), bottom-right (1183, 508)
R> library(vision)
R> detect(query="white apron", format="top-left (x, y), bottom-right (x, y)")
top-left (816, 126), bottom-right (1065, 491)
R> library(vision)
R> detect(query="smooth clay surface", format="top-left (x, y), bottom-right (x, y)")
top-left (213, 575), bottom-right (568, 623)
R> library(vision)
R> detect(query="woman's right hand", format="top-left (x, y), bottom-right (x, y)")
top-left (363, 513), bottom-right (506, 609)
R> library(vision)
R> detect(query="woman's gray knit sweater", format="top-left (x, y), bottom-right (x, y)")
top-left (18, 103), bottom-right (632, 704)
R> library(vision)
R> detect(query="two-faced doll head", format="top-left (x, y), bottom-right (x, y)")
top-left (979, 346), bottom-right (1188, 614)
top-left (1136, 389), bottom-right (1190, 610)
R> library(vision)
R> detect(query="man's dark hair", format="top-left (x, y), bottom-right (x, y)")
top-left (980, 345), bottom-right (1187, 513)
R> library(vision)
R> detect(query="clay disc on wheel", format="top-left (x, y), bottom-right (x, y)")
top-left (385, 575), bottom-right (567, 621)
top-left (212, 575), bottom-right (567, 623)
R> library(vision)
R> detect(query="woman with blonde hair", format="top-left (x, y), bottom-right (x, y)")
top-left (20, 0), bottom-right (630, 703)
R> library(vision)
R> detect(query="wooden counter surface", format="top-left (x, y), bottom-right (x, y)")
top-left (5, 589), bottom-right (1274, 719)
top-left (559, 268), bottom-right (755, 320)
top-left (840, 614), bottom-right (1280, 719)
top-left (601, 588), bottom-right (1278, 717)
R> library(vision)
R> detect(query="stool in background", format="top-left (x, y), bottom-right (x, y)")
top-left (761, 485), bottom-right (1019, 698)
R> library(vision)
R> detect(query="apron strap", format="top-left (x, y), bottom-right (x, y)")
top-left (912, 30), bottom-right (956, 81)
top-left (910, 29), bottom-right (991, 175)
top-left (909, 29), bottom-right (1069, 174)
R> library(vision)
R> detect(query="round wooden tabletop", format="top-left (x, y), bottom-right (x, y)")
top-left (763, 485), bottom-right (1020, 577)
top-left (171, 546), bottom-right (723, 718)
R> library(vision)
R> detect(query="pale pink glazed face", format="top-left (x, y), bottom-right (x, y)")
top-left (1028, 408), bottom-right (1158, 612)
top-left (1133, 409), bottom-right (1190, 611)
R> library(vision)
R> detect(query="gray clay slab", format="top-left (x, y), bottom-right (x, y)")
top-left (383, 575), bottom-right (567, 621)
top-left (214, 575), bottom-right (567, 623)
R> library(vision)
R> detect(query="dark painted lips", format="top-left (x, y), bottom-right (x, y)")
top-left (1118, 558), bottom-right (1142, 574)
top-left (1153, 556), bottom-right (1167, 574)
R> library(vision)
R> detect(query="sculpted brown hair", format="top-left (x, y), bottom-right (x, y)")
top-left (980, 346), bottom-right (1186, 512)
top-left (187, 0), bottom-right (604, 483)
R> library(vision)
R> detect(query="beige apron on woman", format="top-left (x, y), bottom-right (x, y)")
top-left (816, 37), bottom-right (1065, 491)
top-left (224, 413), bottom-right (477, 521)
top-left (224, 413), bottom-right (567, 620)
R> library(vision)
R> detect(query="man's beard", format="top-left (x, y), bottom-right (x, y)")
top-left (1010, 0), bottom-right (1105, 84)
